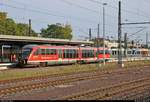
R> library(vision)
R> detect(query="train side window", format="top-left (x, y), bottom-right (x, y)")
top-left (87, 50), bottom-right (90, 58)
top-left (63, 50), bottom-right (66, 58)
top-left (76, 50), bottom-right (78, 58)
top-left (105, 50), bottom-right (109, 54)
top-left (46, 49), bottom-right (51, 55)
top-left (91, 50), bottom-right (94, 57)
top-left (41, 49), bottom-right (46, 55)
top-left (68, 50), bottom-right (70, 58)
top-left (63, 49), bottom-right (68, 58)
top-left (71, 50), bottom-right (74, 58)
top-left (132, 50), bottom-right (135, 55)
top-left (89, 50), bottom-right (91, 58)
top-left (89, 50), bottom-right (91, 57)
top-left (82, 50), bottom-right (84, 58)
top-left (58, 49), bottom-right (62, 58)
top-left (99, 50), bottom-right (103, 54)
top-left (67, 49), bottom-right (69, 58)
top-left (83, 50), bottom-right (86, 58)
top-left (69, 50), bottom-right (72, 58)
top-left (50, 49), bottom-right (56, 55)
top-left (72, 50), bottom-right (74, 58)
top-left (70, 50), bottom-right (72, 58)
top-left (128, 51), bottom-right (131, 54)
top-left (137, 51), bottom-right (140, 54)
top-left (73, 50), bottom-right (76, 58)
top-left (87, 50), bottom-right (89, 58)
top-left (112, 51), bottom-right (115, 55)
top-left (65, 50), bottom-right (67, 58)
top-left (69, 49), bottom-right (71, 58)
top-left (66, 49), bottom-right (69, 58)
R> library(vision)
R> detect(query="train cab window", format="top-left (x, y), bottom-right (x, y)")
top-left (22, 48), bottom-right (32, 58)
top-left (34, 49), bottom-right (39, 55)
top-left (34, 49), bottom-right (41, 55)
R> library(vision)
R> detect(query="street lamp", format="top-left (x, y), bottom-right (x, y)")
top-left (103, 3), bottom-right (107, 65)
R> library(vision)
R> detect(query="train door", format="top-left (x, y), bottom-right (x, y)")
top-left (58, 49), bottom-right (63, 64)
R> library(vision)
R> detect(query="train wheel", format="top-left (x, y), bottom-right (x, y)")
top-left (77, 61), bottom-right (81, 64)
top-left (40, 62), bottom-right (48, 67)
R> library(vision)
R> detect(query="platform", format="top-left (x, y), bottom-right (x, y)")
top-left (0, 63), bottom-right (15, 70)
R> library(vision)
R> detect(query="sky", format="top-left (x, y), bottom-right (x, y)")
top-left (0, 0), bottom-right (150, 44)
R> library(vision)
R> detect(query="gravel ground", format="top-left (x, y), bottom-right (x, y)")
top-left (1, 66), bottom-right (150, 100)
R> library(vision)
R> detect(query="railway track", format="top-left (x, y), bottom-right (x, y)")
top-left (1, 66), bottom-right (149, 97)
top-left (0, 64), bottom-right (149, 86)
top-left (0, 73), bottom-right (107, 97)
top-left (0, 65), bottom-right (149, 99)
top-left (60, 77), bottom-right (150, 100)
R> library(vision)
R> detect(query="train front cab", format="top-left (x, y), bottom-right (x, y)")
top-left (18, 45), bottom-right (34, 67)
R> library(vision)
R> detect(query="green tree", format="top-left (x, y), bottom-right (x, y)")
top-left (16, 23), bottom-right (36, 36)
top-left (0, 12), bottom-right (7, 20)
top-left (0, 11), bottom-right (37, 36)
top-left (41, 23), bottom-right (73, 40)
top-left (5, 18), bottom-right (17, 35)
top-left (0, 12), bottom-right (7, 34)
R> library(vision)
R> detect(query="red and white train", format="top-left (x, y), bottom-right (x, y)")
top-left (19, 45), bottom-right (110, 67)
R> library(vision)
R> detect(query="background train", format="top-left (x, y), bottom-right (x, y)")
top-left (19, 45), bottom-right (110, 67)
top-left (111, 48), bottom-right (150, 58)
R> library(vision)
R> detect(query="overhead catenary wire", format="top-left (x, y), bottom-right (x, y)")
top-left (0, 1), bottom-right (119, 30)
top-left (88, 0), bottom-right (150, 20)
top-left (0, 2), bottom-right (98, 24)
top-left (2, 0), bottom-right (150, 41)
top-left (59, 0), bottom-right (117, 19)
top-left (2, 0), bottom-right (150, 26)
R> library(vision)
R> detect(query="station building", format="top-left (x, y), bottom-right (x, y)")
top-left (0, 35), bottom-right (93, 63)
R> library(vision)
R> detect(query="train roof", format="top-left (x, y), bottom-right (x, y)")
top-left (23, 45), bottom-right (79, 49)
top-left (23, 45), bottom-right (109, 50)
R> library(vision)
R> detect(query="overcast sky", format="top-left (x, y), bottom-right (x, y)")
top-left (1, 0), bottom-right (150, 44)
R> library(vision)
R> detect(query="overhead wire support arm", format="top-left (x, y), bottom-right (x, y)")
top-left (121, 22), bottom-right (150, 25)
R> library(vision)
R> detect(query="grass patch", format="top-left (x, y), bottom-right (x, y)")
top-left (0, 60), bottom-right (150, 81)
